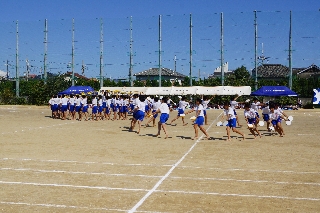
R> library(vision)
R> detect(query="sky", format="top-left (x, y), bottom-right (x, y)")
top-left (0, 0), bottom-right (319, 79)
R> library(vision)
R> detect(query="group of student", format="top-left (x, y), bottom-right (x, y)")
top-left (49, 93), bottom-right (291, 140)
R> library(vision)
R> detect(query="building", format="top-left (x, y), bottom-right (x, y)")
top-left (64, 72), bottom-right (90, 81)
top-left (134, 67), bottom-right (186, 84)
top-left (252, 63), bottom-right (320, 81)
top-left (208, 62), bottom-right (233, 78)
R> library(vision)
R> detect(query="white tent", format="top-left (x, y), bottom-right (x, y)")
top-left (99, 86), bottom-right (251, 96)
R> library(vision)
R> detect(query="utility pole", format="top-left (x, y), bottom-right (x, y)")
top-left (158, 15), bottom-right (162, 87)
top-left (26, 59), bottom-right (30, 81)
top-left (81, 60), bottom-right (85, 76)
top-left (100, 18), bottom-right (104, 88)
top-left (189, 13), bottom-right (193, 86)
top-left (254, 10), bottom-right (258, 90)
top-left (44, 19), bottom-right (48, 83)
top-left (220, 12), bottom-right (224, 86)
top-left (5, 60), bottom-right (10, 80)
top-left (289, 11), bottom-right (293, 89)
top-left (174, 55), bottom-right (177, 73)
top-left (71, 18), bottom-right (75, 86)
top-left (16, 20), bottom-right (19, 97)
top-left (129, 16), bottom-right (133, 87)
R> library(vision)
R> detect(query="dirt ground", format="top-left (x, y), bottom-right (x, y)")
top-left (0, 105), bottom-right (319, 212)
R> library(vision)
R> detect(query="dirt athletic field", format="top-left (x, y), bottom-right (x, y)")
top-left (0, 105), bottom-right (319, 212)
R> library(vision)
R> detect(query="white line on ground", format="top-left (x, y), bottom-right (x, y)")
top-left (0, 181), bottom-right (319, 202)
top-left (0, 201), bottom-right (165, 213)
top-left (154, 190), bottom-right (320, 201)
top-left (0, 122), bottom-right (76, 135)
top-left (1, 167), bottom-right (320, 186)
top-left (1, 157), bottom-right (319, 174)
top-left (0, 180), bottom-right (148, 192)
top-left (128, 112), bottom-right (223, 213)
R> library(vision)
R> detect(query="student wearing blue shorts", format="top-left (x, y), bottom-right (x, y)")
top-left (244, 103), bottom-right (262, 139)
top-left (188, 98), bottom-right (210, 140)
top-left (222, 102), bottom-right (245, 141)
top-left (60, 94), bottom-right (69, 120)
top-left (98, 95), bottom-right (103, 120)
top-left (75, 94), bottom-right (82, 120)
top-left (169, 96), bottom-right (189, 126)
top-left (91, 95), bottom-right (98, 121)
top-left (153, 97), bottom-right (170, 139)
top-left (81, 95), bottom-right (88, 121)
top-left (130, 95), bottom-right (146, 134)
top-left (145, 97), bottom-right (161, 127)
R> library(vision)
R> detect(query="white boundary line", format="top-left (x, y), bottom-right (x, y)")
top-left (0, 180), bottom-right (148, 192)
top-left (1, 181), bottom-right (319, 202)
top-left (0, 201), bottom-right (164, 213)
top-left (154, 190), bottom-right (320, 201)
top-left (1, 157), bottom-right (319, 175)
top-left (1, 167), bottom-right (320, 186)
top-left (128, 112), bottom-right (223, 213)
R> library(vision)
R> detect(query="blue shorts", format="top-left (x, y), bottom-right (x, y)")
top-left (135, 110), bottom-right (145, 121)
top-left (178, 108), bottom-right (184, 116)
top-left (152, 109), bottom-right (158, 118)
top-left (113, 105), bottom-right (119, 112)
top-left (82, 105), bottom-right (88, 113)
top-left (263, 114), bottom-right (270, 121)
top-left (69, 105), bottom-right (75, 112)
top-left (61, 105), bottom-right (68, 112)
top-left (271, 119), bottom-right (278, 126)
top-left (255, 112), bottom-right (260, 118)
top-left (203, 109), bottom-right (207, 116)
top-left (53, 104), bottom-right (58, 111)
top-left (98, 106), bottom-right (103, 113)
top-left (227, 118), bottom-right (237, 127)
top-left (102, 102), bottom-right (107, 108)
top-left (51, 105), bottom-right (54, 111)
top-left (92, 106), bottom-right (98, 114)
top-left (160, 113), bottom-right (169, 124)
top-left (75, 106), bottom-right (81, 112)
top-left (145, 105), bottom-right (150, 112)
top-left (105, 107), bottom-right (110, 114)
top-left (194, 116), bottom-right (204, 126)
top-left (130, 104), bottom-right (134, 111)
top-left (247, 118), bottom-right (256, 124)
top-left (167, 104), bottom-right (171, 108)
top-left (233, 109), bottom-right (237, 116)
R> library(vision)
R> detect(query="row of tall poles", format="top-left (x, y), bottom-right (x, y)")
top-left (11, 12), bottom-right (293, 97)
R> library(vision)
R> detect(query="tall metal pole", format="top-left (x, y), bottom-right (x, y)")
top-left (71, 18), bottom-right (75, 86)
top-left (6, 60), bottom-right (9, 80)
top-left (100, 18), bottom-right (104, 88)
top-left (129, 16), bottom-right (133, 87)
top-left (174, 55), bottom-right (177, 73)
top-left (220, 12), bottom-right (224, 86)
top-left (16, 20), bottom-right (19, 97)
top-left (289, 11), bottom-right (293, 89)
top-left (159, 15), bottom-right (162, 87)
top-left (44, 19), bottom-right (48, 82)
top-left (189, 13), bottom-right (193, 86)
top-left (26, 59), bottom-right (29, 81)
top-left (254, 10), bottom-right (258, 90)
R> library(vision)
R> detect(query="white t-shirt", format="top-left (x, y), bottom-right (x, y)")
top-left (137, 101), bottom-right (146, 112)
top-left (81, 98), bottom-right (87, 106)
top-left (76, 97), bottom-right (81, 106)
top-left (69, 97), bottom-right (75, 105)
top-left (251, 102), bottom-right (259, 112)
top-left (262, 106), bottom-right (270, 114)
top-left (244, 108), bottom-right (256, 119)
top-left (224, 108), bottom-right (236, 120)
top-left (49, 98), bottom-right (54, 105)
top-left (98, 99), bottom-right (102, 106)
top-left (92, 98), bottom-right (97, 106)
top-left (196, 104), bottom-right (204, 117)
top-left (270, 111), bottom-right (281, 120)
top-left (159, 103), bottom-right (169, 114)
top-left (107, 99), bottom-right (112, 108)
top-left (153, 101), bottom-right (161, 110)
top-left (178, 100), bottom-right (188, 111)
top-left (54, 97), bottom-right (61, 105)
top-left (230, 101), bottom-right (238, 110)
top-left (202, 100), bottom-right (209, 109)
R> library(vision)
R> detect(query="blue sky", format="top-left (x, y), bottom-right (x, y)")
top-left (0, 0), bottom-right (319, 79)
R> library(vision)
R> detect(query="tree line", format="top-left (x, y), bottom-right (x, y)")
top-left (0, 66), bottom-right (319, 106)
